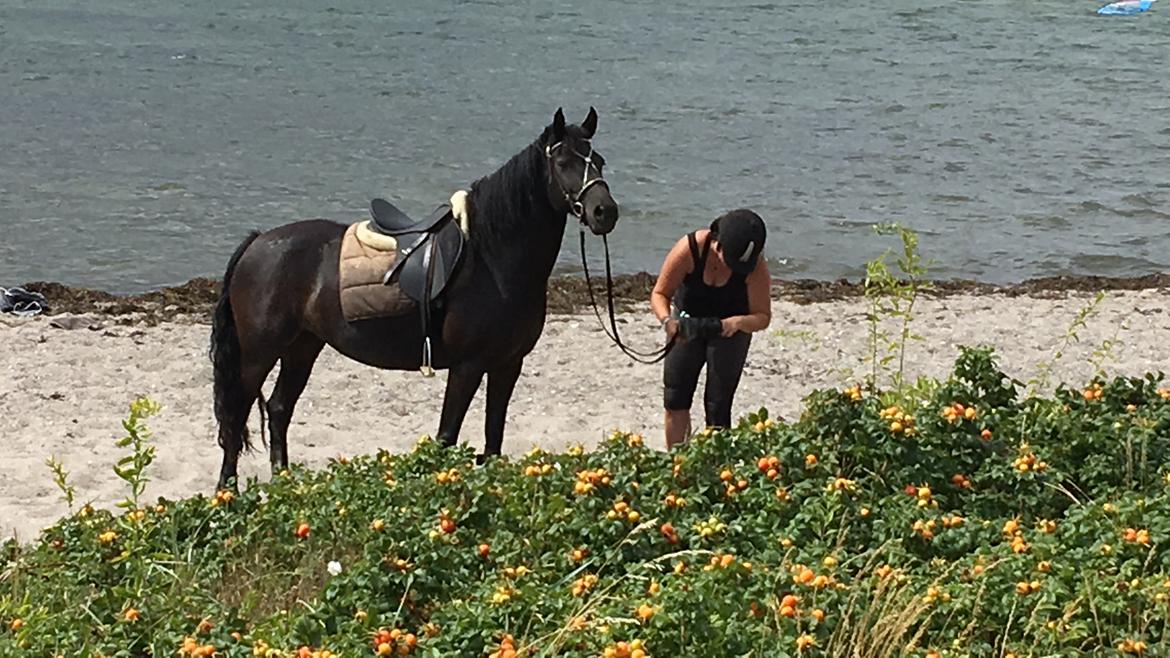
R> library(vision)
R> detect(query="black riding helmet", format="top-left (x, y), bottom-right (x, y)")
top-left (710, 209), bottom-right (766, 275)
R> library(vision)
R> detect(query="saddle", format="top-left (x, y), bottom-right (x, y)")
top-left (370, 199), bottom-right (452, 237)
top-left (370, 192), bottom-right (469, 376)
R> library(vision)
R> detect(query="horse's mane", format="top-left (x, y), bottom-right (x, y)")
top-left (466, 124), bottom-right (575, 254)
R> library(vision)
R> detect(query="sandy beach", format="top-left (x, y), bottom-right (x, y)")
top-left (2, 287), bottom-right (1168, 543)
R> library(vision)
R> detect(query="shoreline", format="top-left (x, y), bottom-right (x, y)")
top-left (14, 271), bottom-right (1170, 325)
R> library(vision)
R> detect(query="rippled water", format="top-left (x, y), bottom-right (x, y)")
top-left (1, 0), bottom-right (1168, 293)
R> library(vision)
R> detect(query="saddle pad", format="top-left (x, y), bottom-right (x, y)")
top-left (338, 222), bottom-right (415, 322)
top-left (355, 220), bottom-right (398, 251)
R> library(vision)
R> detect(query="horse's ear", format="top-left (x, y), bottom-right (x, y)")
top-left (552, 108), bottom-right (566, 142)
top-left (581, 106), bottom-right (598, 138)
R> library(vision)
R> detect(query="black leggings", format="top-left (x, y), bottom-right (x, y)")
top-left (663, 331), bottom-right (751, 428)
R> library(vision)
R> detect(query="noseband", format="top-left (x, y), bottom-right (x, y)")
top-left (545, 140), bottom-right (609, 219)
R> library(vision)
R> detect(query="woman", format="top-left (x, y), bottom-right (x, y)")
top-left (650, 209), bottom-right (771, 448)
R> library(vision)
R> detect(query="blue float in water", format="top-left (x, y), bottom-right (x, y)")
top-left (1097, 0), bottom-right (1156, 15)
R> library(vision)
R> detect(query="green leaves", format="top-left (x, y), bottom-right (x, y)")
top-left (111, 396), bottom-right (161, 511)
top-left (863, 223), bottom-right (934, 397)
top-left (5, 370), bottom-right (1170, 657)
top-left (45, 456), bottom-right (76, 512)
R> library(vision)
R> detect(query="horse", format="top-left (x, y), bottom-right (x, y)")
top-left (209, 107), bottom-right (619, 489)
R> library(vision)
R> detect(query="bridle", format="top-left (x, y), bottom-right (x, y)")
top-left (546, 138), bottom-right (674, 365)
top-left (545, 139), bottom-right (609, 220)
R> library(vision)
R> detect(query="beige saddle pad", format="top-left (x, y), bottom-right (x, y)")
top-left (338, 191), bottom-right (471, 323)
top-left (338, 221), bottom-right (415, 322)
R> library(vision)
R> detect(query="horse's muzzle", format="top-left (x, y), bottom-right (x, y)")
top-left (584, 201), bottom-right (619, 235)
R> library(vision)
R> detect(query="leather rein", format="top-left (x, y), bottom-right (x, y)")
top-left (545, 140), bottom-right (674, 365)
top-left (578, 231), bottom-right (674, 364)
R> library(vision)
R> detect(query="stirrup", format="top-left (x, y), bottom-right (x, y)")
top-left (420, 336), bottom-right (435, 377)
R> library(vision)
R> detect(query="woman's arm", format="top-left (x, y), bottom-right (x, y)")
top-left (720, 258), bottom-right (772, 336)
top-left (651, 236), bottom-right (693, 338)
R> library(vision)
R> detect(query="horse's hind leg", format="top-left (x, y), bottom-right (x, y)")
top-left (216, 355), bottom-right (279, 490)
top-left (266, 332), bottom-right (325, 474)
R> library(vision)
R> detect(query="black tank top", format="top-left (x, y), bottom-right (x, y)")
top-left (674, 232), bottom-right (750, 320)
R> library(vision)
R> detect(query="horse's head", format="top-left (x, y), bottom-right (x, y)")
top-left (544, 107), bottom-right (619, 235)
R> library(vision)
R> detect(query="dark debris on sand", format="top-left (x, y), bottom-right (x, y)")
top-left (21, 279), bottom-right (220, 326)
top-left (18, 273), bottom-right (1170, 325)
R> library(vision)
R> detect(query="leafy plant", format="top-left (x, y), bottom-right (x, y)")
top-left (114, 396), bottom-right (162, 511)
top-left (863, 223), bottom-right (934, 397)
top-left (3, 355), bottom-right (1169, 657)
top-left (44, 456), bottom-right (76, 513)
top-left (1026, 291), bottom-right (1106, 397)
top-left (1088, 312), bottom-right (1129, 380)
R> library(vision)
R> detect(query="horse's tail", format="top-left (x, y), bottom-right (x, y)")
top-left (211, 231), bottom-right (263, 453)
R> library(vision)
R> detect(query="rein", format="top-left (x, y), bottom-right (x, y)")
top-left (579, 230), bottom-right (674, 365)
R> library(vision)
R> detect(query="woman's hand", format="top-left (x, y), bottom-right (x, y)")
top-left (720, 317), bottom-right (741, 337)
top-left (664, 318), bottom-right (680, 341)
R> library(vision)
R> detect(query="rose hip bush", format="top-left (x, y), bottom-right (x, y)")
top-left (2, 347), bottom-right (1170, 657)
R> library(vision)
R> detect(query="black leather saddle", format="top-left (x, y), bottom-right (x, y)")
top-left (371, 198), bottom-right (452, 237)
top-left (370, 197), bottom-right (467, 376)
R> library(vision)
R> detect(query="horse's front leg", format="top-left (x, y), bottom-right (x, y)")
top-left (484, 358), bottom-right (524, 460)
top-left (436, 362), bottom-right (486, 448)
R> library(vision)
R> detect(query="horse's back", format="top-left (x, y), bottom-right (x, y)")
top-left (266, 218), bottom-right (348, 245)
top-left (229, 219), bottom-right (346, 344)
top-left (236, 219), bottom-right (345, 285)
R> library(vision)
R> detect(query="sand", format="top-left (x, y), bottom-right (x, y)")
top-left (2, 289), bottom-right (1168, 543)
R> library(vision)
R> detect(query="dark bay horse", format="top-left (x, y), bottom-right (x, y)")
top-left (210, 108), bottom-right (619, 488)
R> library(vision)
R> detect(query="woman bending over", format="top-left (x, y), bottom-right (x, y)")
top-left (650, 209), bottom-right (771, 448)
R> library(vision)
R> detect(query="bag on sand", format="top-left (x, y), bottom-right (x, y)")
top-left (0, 287), bottom-right (48, 317)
